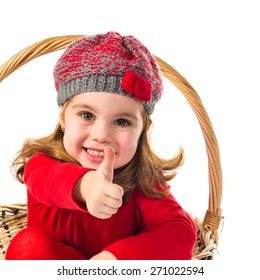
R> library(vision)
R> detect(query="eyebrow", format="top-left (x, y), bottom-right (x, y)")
top-left (71, 103), bottom-right (95, 111)
top-left (115, 112), bottom-right (139, 122)
top-left (71, 103), bottom-right (139, 121)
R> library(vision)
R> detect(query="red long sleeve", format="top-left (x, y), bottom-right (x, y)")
top-left (24, 153), bottom-right (90, 211)
top-left (104, 191), bottom-right (197, 259)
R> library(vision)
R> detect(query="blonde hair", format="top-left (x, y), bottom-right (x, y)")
top-left (12, 106), bottom-right (184, 199)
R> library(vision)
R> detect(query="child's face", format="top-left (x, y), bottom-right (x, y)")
top-left (60, 92), bottom-right (144, 170)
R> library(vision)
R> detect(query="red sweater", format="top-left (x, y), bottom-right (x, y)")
top-left (24, 153), bottom-right (197, 260)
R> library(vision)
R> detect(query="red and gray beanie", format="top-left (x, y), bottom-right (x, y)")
top-left (53, 31), bottom-right (163, 114)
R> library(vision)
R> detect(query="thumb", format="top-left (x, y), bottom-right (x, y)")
top-left (98, 146), bottom-right (115, 182)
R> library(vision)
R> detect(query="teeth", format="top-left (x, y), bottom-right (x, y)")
top-left (86, 148), bottom-right (105, 157)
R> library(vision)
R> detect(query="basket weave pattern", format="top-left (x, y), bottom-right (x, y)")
top-left (0, 204), bottom-right (27, 259)
top-left (0, 35), bottom-right (223, 260)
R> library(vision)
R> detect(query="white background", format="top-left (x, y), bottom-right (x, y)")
top-left (0, 0), bottom-right (259, 277)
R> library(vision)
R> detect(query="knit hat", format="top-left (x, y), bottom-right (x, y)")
top-left (53, 31), bottom-right (163, 114)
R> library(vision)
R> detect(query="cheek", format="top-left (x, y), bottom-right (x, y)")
top-left (63, 132), bottom-right (75, 155)
top-left (118, 132), bottom-right (140, 156)
top-left (63, 124), bottom-right (83, 152)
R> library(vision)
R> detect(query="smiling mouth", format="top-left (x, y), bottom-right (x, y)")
top-left (84, 148), bottom-right (105, 157)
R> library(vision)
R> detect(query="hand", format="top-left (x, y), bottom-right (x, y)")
top-left (75, 146), bottom-right (124, 219)
top-left (90, 251), bottom-right (117, 260)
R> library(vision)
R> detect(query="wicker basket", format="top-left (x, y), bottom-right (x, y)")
top-left (0, 35), bottom-right (223, 260)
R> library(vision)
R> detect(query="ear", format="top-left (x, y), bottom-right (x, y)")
top-left (59, 107), bottom-right (65, 130)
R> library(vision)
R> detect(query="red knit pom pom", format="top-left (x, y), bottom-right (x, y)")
top-left (121, 72), bottom-right (152, 102)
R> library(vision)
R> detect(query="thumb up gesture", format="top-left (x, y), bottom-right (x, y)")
top-left (75, 146), bottom-right (124, 219)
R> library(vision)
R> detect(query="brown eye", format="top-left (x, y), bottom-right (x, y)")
top-left (80, 112), bottom-right (95, 121)
top-left (115, 119), bottom-right (130, 126)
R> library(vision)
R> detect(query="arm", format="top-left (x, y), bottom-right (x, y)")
top-left (24, 153), bottom-right (91, 210)
top-left (25, 148), bottom-right (123, 217)
top-left (103, 191), bottom-right (197, 260)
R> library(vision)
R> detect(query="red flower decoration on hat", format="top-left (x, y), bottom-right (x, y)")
top-left (121, 72), bottom-right (152, 102)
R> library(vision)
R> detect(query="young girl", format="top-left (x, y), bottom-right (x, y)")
top-left (6, 31), bottom-right (197, 260)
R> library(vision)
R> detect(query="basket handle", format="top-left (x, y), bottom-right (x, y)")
top-left (0, 35), bottom-right (222, 243)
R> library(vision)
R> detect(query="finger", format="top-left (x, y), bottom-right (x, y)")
top-left (105, 183), bottom-right (124, 200)
top-left (103, 195), bottom-right (123, 209)
top-left (98, 146), bottom-right (115, 182)
top-left (101, 205), bottom-right (119, 215)
top-left (94, 212), bottom-right (112, 220)
top-left (95, 205), bottom-right (120, 219)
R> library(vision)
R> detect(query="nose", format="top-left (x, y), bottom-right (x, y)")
top-left (90, 122), bottom-right (113, 144)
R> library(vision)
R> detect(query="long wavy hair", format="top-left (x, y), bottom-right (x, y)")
top-left (12, 104), bottom-right (184, 199)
